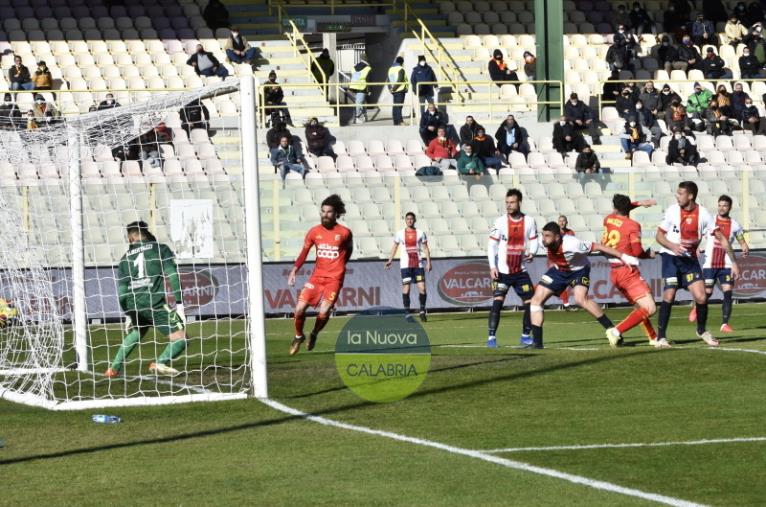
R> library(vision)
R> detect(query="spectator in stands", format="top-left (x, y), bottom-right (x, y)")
top-left (657, 84), bottom-right (681, 116)
top-left (9, 55), bottom-right (32, 91)
top-left (410, 55), bottom-right (437, 111)
top-left (731, 82), bottom-right (751, 120)
top-left (733, 1), bottom-right (749, 23)
top-left (98, 93), bottom-right (121, 110)
top-left (705, 100), bottom-right (733, 136)
top-left (724, 16), bottom-right (749, 46)
top-left (666, 129), bottom-right (700, 166)
top-left (33, 61), bottom-right (52, 90)
top-left (620, 118), bottom-right (653, 159)
top-left (687, 82), bottom-right (713, 120)
top-left (224, 28), bottom-right (258, 65)
top-left (32, 93), bottom-right (58, 124)
top-left (305, 118), bottom-right (336, 160)
top-left (0, 94), bottom-right (20, 130)
top-left (665, 100), bottom-right (694, 134)
top-left (425, 126), bottom-right (458, 171)
top-left (715, 85), bottom-right (735, 118)
top-left (616, 86), bottom-right (637, 119)
top-left (691, 14), bottom-right (717, 46)
top-left (575, 145), bottom-right (601, 173)
top-left (495, 115), bottom-right (529, 160)
top-left (419, 102), bottom-right (447, 144)
top-left (349, 60), bottom-right (371, 124)
top-left (601, 70), bottom-right (622, 103)
top-left (610, 6), bottom-right (632, 33)
top-left (606, 36), bottom-right (631, 73)
top-left (457, 143), bottom-right (486, 176)
top-left (629, 2), bottom-right (654, 35)
top-left (704, 0), bottom-right (728, 25)
top-left (739, 46), bottom-right (763, 78)
top-left (564, 93), bottom-right (601, 144)
top-left (271, 135), bottom-right (307, 180)
top-left (139, 122), bottom-right (173, 168)
top-left (701, 48), bottom-right (731, 79)
top-left (658, 36), bottom-right (681, 73)
top-left (635, 99), bottom-right (663, 145)
top-left (264, 71), bottom-right (292, 127)
top-left (203, 0), bottom-right (230, 31)
top-left (677, 35), bottom-right (701, 71)
top-left (662, 3), bottom-right (685, 34)
top-left (312, 48), bottom-right (335, 91)
top-left (266, 121), bottom-right (292, 150)
top-left (488, 49), bottom-right (519, 89)
top-left (523, 51), bottom-right (536, 80)
top-left (187, 44), bottom-right (229, 80)
top-left (459, 116), bottom-right (482, 145)
top-left (180, 99), bottom-right (211, 135)
top-left (471, 126), bottom-right (503, 173)
top-left (638, 81), bottom-right (659, 117)
top-left (741, 97), bottom-right (764, 132)
top-left (552, 116), bottom-right (584, 154)
top-left (745, 25), bottom-right (766, 62)
top-left (387, 56), bottom-right (408, 126)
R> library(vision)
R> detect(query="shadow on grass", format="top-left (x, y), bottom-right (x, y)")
top-left (0, 349), bottom-right (654, 467)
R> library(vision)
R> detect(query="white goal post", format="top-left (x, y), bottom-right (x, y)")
top-left (0, 76), bottom-right (268, 410)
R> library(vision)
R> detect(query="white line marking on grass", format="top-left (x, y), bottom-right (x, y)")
top-left (715, 347), bottom-right (766, 356)
top-left (481, 436), bottom-right (766, 454)
top-left (262, 398), bottom-right (704, 507)
top-left (437, 345), bottom-right (601, 350)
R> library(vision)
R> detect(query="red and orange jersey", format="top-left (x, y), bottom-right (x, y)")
top-left (294, 223), bottom-right (353, 281)
top-left (602, 213), bottom-right (647, 265)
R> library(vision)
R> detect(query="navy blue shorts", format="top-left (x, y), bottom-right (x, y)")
top-left (539, 266), bottom-right (591, 295)
top-left (661, 253), bottom-right (702, 290)
top-left (703, 267), bottom-right (732, 288)
top-left (492, 271), bottom-right (534, 300)
top-left (400, 267), bottom-right (425, 285)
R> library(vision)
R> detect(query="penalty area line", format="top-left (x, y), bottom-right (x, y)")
top-left (480, 436), bottom-right (766, 454)
top-left (261, 399), bottom-right (704, 507)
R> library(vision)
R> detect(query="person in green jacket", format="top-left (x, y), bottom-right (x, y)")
top-left (457, 143), bottom-right (486, 175)
top-left (686, 82), bottom-right (712, 119)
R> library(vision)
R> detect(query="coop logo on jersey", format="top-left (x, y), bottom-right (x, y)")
top-left (437, 262), bottom-right (493, 305)
top-left (733, 255), bottom-right (766, 297)
top-left (316, 244), bottom-right (340, 259)
top-left (165, 269), bottom-right (219, 308)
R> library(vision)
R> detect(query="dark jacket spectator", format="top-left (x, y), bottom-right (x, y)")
top-left (564, 93), bottom-right (601, 143)
top-left (0, 94), bottom-right (20, 130)
top-left (266, 122), bottom-right (292, 150)
top-left (311, 49), bottom-right (335, 85)
top-left (187, 45), bottom-right (229, 79)
top-left (665, 101), bottom-right (693, 133)
top-left (691, 14), bottom-right (717, 46)
top-left (616, 87), bottom-right (637, 119)
top-left (552, 117), bottom-right (584, 154)
top-left (459, 116), bottom-right (483, 145)
top-left (658, 85), bottom-right (681, 114)
top-left (575, 145), bottom-right (600, 173)
top-left (606, 42), bottom-right (630, 72)
top-left (715, 86), bottom-right (735, 118)
top-left (741, 99), bottom-right (762, 131)
top-left (610, 5), bottom-right (631, 30)
top-left (662, 3), bottom-right (685, 33)
top-left (419, 103), bottom-right (447, 144)
top-left (704, 101), bottom-right (733, 136)
top-left (739, 48), bottom-right (761, 78)
top-left (677, 37), bottom-right (702, 70)
top-left (9, 56), bottom-right (32, 90)
top-left (629, 2), bottom-right (653, 34)
top-left (495, 115), bottom-right (529, 157)
top-left (263, 71), bottom-right (292, 126)
top-left (98, 93), bottom-right (121, 110)
top-left (410, 55), bottom-right (437, 102)
top-left (33, 61), bottom-right (52, 90)
top-left (470, 126), bottom-right (503, 171)
top-left (180, 99), bottom-right (210, 134)
top-left (657, 38), bottom-right (680, 72)
top-left (745, 29), bottom-right (766, 62)
top-left (638, 82), bottom-right (660, 114)
top-left (701, 49), bottom-right (729, 79)
top-left (270, 136), bottom-right (306, 180)
top-left (304, 118), bottom-right (336, 159)
top-left (666, 133), bottom-right (700, 165)
top-left (488, 49), bottom-right (519, 88)
top-left (732, 84), bottom-right (751, 121)
top-left (523, 51), bottom-right (536, 80)
top-left (203, 0), bottom-right (230, 30)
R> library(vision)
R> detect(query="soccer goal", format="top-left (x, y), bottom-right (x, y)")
top-left (0, 77), bottom-right (268, 410)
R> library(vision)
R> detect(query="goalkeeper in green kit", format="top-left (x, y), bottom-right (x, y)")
top-left (105, 221), bottom-right (187, 378)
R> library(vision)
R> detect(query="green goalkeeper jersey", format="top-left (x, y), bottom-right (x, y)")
top-left (117, 241), bottom-right (183, 313)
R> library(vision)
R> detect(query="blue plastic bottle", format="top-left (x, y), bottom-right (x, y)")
top-left (91, 414), bottom-right (121, 424)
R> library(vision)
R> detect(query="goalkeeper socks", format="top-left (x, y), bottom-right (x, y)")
top-left (488, 299), bottom-right (503, 336)
top-left (522, 302), bottom-right (532, 335)
top-left (402, 292), bottom-right (411, 312)
top-left (722, 290), bottom-right (733, 324)
top-left (658, 301), bottom-right (672, 338)
top-left (312, 312), bottom-right (330, 336)
top-left (696, 302), bottom-right (709, 335)
top-left (641, 319), bottom-right (657, 341)
top-left (531, 324), bottom-right (543, 348)
top-left (294, 312), bottom-right (306, 337)
top-left (617, 307), bottom-right (649, 335)
top-left (111, 329), bottom-right (141, 372)
top-left (596, 315), bottom-right (614, 330)
top-left (419, 293), bottom-right (427, 312)
top-left (158, 338), bottom-right (186, 365)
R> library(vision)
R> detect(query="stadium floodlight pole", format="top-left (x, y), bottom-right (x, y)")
top-left (68, 128), bottom-right (89, 372)
top-left (240, 75), bottom-right (269, 398)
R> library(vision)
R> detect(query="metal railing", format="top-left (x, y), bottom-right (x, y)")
top-left (269, 0), bottom-right (395, 18)
top-left (280, 6), bottom-right (327, 94)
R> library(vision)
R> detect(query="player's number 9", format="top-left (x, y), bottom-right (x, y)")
top-left (601, 229), bottom-right (621, 248)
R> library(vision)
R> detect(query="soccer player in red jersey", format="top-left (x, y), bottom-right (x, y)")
top-left (602, 195), bottom-right (662, 348)
top-left (556, 215), bottom-right (575, 310)
top-left (287, 195), bottom-right (353, 355)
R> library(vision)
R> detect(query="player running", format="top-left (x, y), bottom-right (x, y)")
top-left (655, 182), bottom-right (740, 347)
top-left (105, 221), bottom-right (186, 378)
top-left (689, 194), bottom-right (749, 333)
top-left (602, 195), bottom-right (662, 348)
top-left (556, 215), bottom-right (575, 310)
top-left (384, 212), bottom-right (432, 321)
top-left (287, 195), bottom-right (353, 355)
top-left (487, 188), bottom-right (539, 348)
top-left (528, 221), bottom-right (640, 349)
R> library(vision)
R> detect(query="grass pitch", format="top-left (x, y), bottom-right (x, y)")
top-left (2, 303), bottom-right (766, 506)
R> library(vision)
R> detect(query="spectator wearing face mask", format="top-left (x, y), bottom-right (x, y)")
top-left (425, 126), bottom-right (458, 171)
top-left (304, 117), bottom-right (336, 160)
top-left (33, 61), bottom-right (52, 90)
top-left (620, 117), bottom-right (653, 159)
top-left (488, 49), bottom-right (519, 89)
top-left (187, 44), bottom-right (229, 80)
top-left (564, 93), bottom-right (601, 144)
top-left (687, 82), bottom-right (712, 120)
top-left (677, 36), bottom-right (701, 71)
top-left (691, 14), bottom-right (717, 46)
top-left (701, 48), bottom-right (731, 79)
top-left (730, 82), bottom-right (751, 120)
top-left (263, 70), bottom-right (292, 126)
top-left (470, 126), bottom-right (503, 173)
top-left (740, 97), bottom-right (764, 132)
top-left (739, 47), bottom-right (762, 78)
top-left (522, 51), bottom-right (536, 80)
top-left (666, 130), bottom-right (700, 166)
top-left (575, 145), bottom-right (601, 173)
top-left (606, 35), bottom-right (631, 73)
top-left (224, 28), bottom-right (258, 65)
top-left (657, 84), bottom-right (681, 115)
top-left (420, 102), bottom-right (447, 145)
top-left (657, 36), bottom-right (681, 73)
top-left (616, 86), bottom-right (637, 119)
top-left (705, 100), bottom-right (733, 136)
top-left (495, 115), bottom-right (530, 160)
top-left (723, 16), bottom-right (749, 46)
top-left (457, 143), bottom-right (486, 176)
top-left (638, 81), bottom-right (659, 116)
top-left (715, 85), bottom-right (735, 118)
top-left (32, 93), bottom-right (59, 124)
top-left (410, 55), bottom-right (437, 111)
top-left (634, 99), bottom-right (663, 145)
top-left (9, 55), bottom-right (33, 91)
top-left (628, 2), bottom-right (654, 35)
top-left (98, 93), bottom-right (121, 110)
top-left (552, 116), bottom-right (584, 154)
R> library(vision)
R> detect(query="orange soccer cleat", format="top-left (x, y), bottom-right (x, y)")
top-left (720, 323), bottom-right (734, 333)
top-left (104, 368), bottom-right (119, 378)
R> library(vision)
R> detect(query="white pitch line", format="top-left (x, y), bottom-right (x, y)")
top-left (715, 347), bottom-right (766, 356)
top-left (262, 399), bottom-right (704, 507)
top-left (481, 436), bottom-right (766, 454)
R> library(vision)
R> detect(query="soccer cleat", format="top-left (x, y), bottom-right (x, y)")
top-left (486, 336), bottom-right (497, 348)
top-left (149, 362), bottom-right (180, 377)
top-left (652, 338), bottom-right (672, 349)
top-left (104, 368), bottom-right (119, 378)
top-left (419, 311), bottom-right (427, 322)
top-left (688, 305), bottom-right (697, 322)
top-left (306, 332), bottom-right (318, 351)
top-left (697, 331), bottom-right (719, 347)
top-left (564, 304), bottom-right (578, 312)
top-left (605, 327), bottom-right (622, 348)
top-left (519, 334), bottom-right (534, 347)
top-left (720, 323), bottom-right (733, 333)
top-left (289, 335), bottom-right (305, 356)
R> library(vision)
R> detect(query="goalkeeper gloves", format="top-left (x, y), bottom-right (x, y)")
top-left (175, 304), bottom-right (186, 324)
top-left (124, 315), bottom-right (133, 332)
top-left (620, 253), bottom-right (640, 266)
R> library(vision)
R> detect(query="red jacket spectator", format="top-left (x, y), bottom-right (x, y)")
top-left (425, 137), bottom-right (457, 160)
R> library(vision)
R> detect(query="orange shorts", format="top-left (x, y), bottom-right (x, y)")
top-left (610, 265), bottom-right (651, 304)
top-left (298, 277), bottom-right (342, 307)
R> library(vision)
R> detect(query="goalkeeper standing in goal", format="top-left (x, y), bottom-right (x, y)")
top-left (105, 221), bottom-right (187, 378)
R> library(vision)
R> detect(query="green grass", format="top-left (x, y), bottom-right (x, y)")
top-left (2, 303), bottom-right (766, 506)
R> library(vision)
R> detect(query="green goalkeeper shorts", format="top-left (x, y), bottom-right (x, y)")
top-left (127, 304), bottom-right (185, 336)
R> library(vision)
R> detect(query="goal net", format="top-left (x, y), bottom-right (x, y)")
top-left (0, 77), bottom-right (267, 410)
